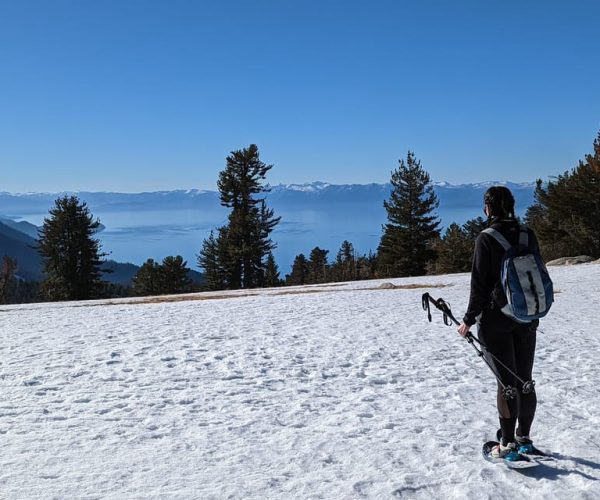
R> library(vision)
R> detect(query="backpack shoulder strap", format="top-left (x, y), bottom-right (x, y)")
top-left (482, 228), bottom-right (511, 251)
top-left (519, 226), bottom-right (529, 248)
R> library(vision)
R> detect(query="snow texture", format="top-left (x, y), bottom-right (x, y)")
top-left (1, 265), bottom-right (599, 499)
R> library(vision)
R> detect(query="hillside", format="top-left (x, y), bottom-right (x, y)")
top-left (0, 220), bottom-right (43, 281)
top-left (1, 264), bottom-right (599, 498)
top-left (0, 221), bottom-right (186, 287)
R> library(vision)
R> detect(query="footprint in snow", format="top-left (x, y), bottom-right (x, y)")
top-left (353, 480), bottom-right (373, 496)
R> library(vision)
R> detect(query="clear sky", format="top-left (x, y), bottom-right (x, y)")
top-left (1, 0), bottom-right (600, 193)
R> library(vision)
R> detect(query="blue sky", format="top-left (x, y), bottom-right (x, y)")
top-left (1, 0), bottom-right (599, 193)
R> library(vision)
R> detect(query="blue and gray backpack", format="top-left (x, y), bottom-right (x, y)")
top-left (483, 226), bottom-right (554, 324)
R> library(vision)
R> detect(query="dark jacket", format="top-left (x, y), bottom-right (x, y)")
top-left (463, 216), bottom-right (540, 326)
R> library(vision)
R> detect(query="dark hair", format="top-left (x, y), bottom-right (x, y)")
top-left (484, 186), bottom-right (515, 218)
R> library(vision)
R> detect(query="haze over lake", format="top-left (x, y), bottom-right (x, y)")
top-left (1, 182), bottom-right (535, 273)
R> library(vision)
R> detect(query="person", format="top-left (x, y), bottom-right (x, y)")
top-left (457, 186), bottom-right (540, 459)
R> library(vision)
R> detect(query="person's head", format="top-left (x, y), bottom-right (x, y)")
top-left (484, 186), bottom-right (515, 218)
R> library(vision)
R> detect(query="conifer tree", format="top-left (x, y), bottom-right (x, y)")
top-left (308, 247), bottom-right (329, 284)
top-left (161, 255), bottom-right (193, 294)
top-left (356, 251), bottom-right (378, 280)
top-left (463, 216), bottom-right (488, 240)
top-left (378, 151), bottom-right (440, 277)
top-left (38, 195), bottom-right (107, 301)
top-left (197, 230), bottom-right (227, 291)
top-left (332, 240), bottom-right (356, 281)
top-left (132, 258), bottom-right (163, 296)
top-left (525, 131), bottom-right (600, 259)
top-left (0, 256), bottom-right (17, 304)
top-left (198, 145), bottom-right (280, 289)
top-left (9, 279), bottom-right (40, 304)
top-left (433, 223), bottom-right (472, 274)
top-left (264, 252), bottom-right (282, 287)
top-left (286, 253), bottom-right (309, 285)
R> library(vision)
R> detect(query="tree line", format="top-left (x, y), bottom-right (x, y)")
top-left (2, 131), bottom-right (599, 304)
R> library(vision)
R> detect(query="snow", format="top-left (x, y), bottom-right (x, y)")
top-left (1, 265), bottom-right (599, 498)
top-left (269, 182), bottom-right (333, 193)
top-left (433, 181), bottom-right (537, 190)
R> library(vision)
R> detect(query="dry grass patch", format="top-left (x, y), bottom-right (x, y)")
top-left (87, 282), bottom-right (451, 307)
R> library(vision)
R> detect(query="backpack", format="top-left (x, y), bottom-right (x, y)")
top-left (483, 226), bottom-right (554, 324)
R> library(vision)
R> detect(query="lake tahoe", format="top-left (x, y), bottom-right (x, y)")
top-left (20, 203), bottom-right (498, 273)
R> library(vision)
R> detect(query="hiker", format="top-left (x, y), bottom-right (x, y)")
top-left (456, 186), bottom-right (542, 459)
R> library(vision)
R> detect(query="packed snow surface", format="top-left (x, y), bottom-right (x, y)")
top-left (1, 265), bottom-right (600, 499)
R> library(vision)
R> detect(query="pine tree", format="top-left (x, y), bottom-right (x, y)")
top-left (433, 223), bottom-right (472, 274)
top-left (10, 279), bottom-right (40, 304)
top-left (132, 258), bottom-right (163, 296)
top-left (378, 151), bottom-right (440, 277)
top-left (525, 131), bottom-right (600, 259)
top-left (197, 230), bottom-right (227, 291)
top-left (253, 200), bottom-right (280, 287)
top-left (308, 247), bottom-right (329, 284)
top-left (264, 252), bottom-right (282, 287)
top-left (286, 253), bottom-right (309, 285)
top-left (38, 195), bottom-right (107, 301)
top-left (198, 145), bottom-right (280, 289)
top-left (0, 256), bottom-right (17, 304)
top-left (332, 240), bottom-right (356, 281)
top-left (463, 216), bottom-right (488, 241)
top-left (161, 255), bottom-right (193, 294)
top-left (356, 251), bottom-right (378, 280)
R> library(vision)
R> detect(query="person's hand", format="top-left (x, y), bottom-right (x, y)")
top-left (457, 322), bottom-right (471, 337)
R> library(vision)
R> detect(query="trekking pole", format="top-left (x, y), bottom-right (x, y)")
top-left (421, 293), bottom-right (535, 399)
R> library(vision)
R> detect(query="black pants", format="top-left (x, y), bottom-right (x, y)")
top-left (478, 309), bottom-right (537, 443)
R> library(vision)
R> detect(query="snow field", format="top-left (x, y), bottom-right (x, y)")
top-left (1, 265), bottom-right (599, 498)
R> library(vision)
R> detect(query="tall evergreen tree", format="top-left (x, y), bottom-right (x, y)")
top-left (37, 195), bottom-right (107, 301)
top-left (286, 253), bottom-right (309, 285)
top-left (198, 145), bottom-right (280, 289)
top-left (525, 131), bottom-right (600, 259)
top-left (308, 247), bottom-right (329, 284)
top-left (377, 151), bottom-right (440, 277)
top-left (264, 252), bottom-right (282, 287)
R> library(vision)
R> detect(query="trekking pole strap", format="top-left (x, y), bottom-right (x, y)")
top-left (421, 293), bottom-right (460, 326)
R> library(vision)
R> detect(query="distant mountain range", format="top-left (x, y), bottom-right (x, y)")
top-left (0, 181), bottom-right (538, 278)
top-left (0, 180), bottom-right (536, 215)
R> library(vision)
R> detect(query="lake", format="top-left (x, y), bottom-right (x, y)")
top-left (23, 203), bottom-right (484, 274)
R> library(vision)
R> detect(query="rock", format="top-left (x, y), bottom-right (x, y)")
top-left (378, 282), bottom-right (397, 289)
top-left (546, 255), bottom-right (594, 266)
